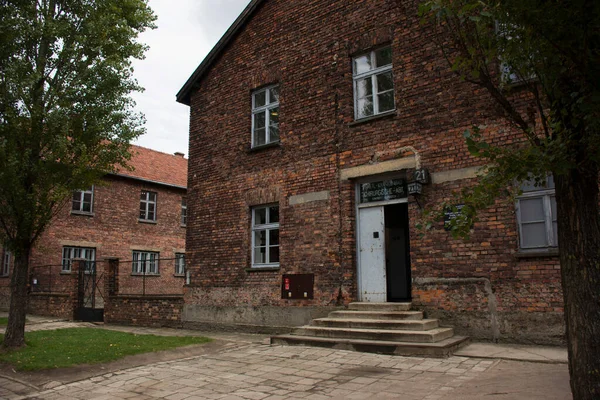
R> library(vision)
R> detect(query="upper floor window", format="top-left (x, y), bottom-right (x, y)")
top-left (251, 205), bottom-right (280, 268)
top-left (353, 46), bottom-right (395, 120)
top-left (175, 253), bottom-right (185, 276)
top-left (72, 187), bottom-right (94, 214)
top-left (516, 176), bottom-right (557, 250)
top-left (2, 247), bottom-right (11, 277)
top-left (252, 85), bottom-right (280, 148)
top-left (132, 251), bottom-right (159, 275)
top-left (140, 190), bottom-right (157, 222)
top-left (62, 246), bottom-right (96, 273)
top-left (181, 197), bottom-right (187, 226)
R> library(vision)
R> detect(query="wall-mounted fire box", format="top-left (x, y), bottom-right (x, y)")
top-left (281, 274), bottom-right (314, 300)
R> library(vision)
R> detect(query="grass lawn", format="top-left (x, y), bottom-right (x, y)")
top-left (0, 317), bottom-right (7, 326)
top-left (0, 328), bottom-right (211, 371)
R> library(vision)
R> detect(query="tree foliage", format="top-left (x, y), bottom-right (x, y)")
top-left (0, 0), bottom-right (155, 348)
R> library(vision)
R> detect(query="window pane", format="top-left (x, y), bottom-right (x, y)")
top-left (376, 72), bottom-right (394, 92)
top-left (269, 246), bottom-right (280, 263)
top-left (269, 108), bottom-right (279, 126)
top-left (254, 112), bottom-right (266, 130)
top-left (254, 230), bottom-right (267, 246)
top-left (269, 87), bottom-right (279, 103)
top-left (269, 229), bottom-right (279, 246)
top-left (140, 209), bottom-right (146, 219)
top-left (354, 54), bottom-right (372, 74)
top-left (147, 211), bottom-right (155, 221)
top-left (356, 78), bottom-right (373, 99)
top-left (269, 125), bottom-right (280, 143)
top-left (141, 191), bottom-right (147, 200)
top-left (148, 192), bottom-right (156, 202)
top-left (72, 199), bottom-right (81, 211)
top-left (553, 222), bottom-right (558, 246)
top-left (378, 91), bottom-right (395, 113)
top-left (522, 223), bottom-right (548, 247)
top-left (357, 97), bottom-right (374, 118)
top-left (269, 206), bottom-right (279, 223)
top-left (520, 198), bottom-right (545, 222)
top-left (254, 128), bottom-right (266, 146)
top-left (255, 208), bottom-right (267, 225)
top-left (254, 247), bottom-right (266, 264)
top-left (551, 196), bottom-right (557, 221)
top-left (254, 90), bottom-right (266, 108)
top-left (82, 201), bottom-right (91, 213)
top-left (375, 47), bottom-right (392, 67)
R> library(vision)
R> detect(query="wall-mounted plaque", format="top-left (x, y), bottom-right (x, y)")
top-left (360, 179), bottom-right (407, 204)
top-left (444, 204), bottom-right (466, 231)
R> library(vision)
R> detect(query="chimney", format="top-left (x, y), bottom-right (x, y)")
top-left (174, 152), bottom-right (185, 158)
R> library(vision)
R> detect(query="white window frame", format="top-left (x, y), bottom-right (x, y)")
top-left (72, 187), bottom-right (94, 214)
top-left (516, 177), bottom-right (557, 250)
top-left (353, 46), bottom-right (395, 120)
top-left (175, 253), bottom-right (185, 276)
top-left (251, 205), bottom-right (280, 268)
top-left (2, 248), bottom-right (11, 276)
top-left (132, 251), bottom-right (159, 275)
top-left (62, 246), bottom-right (96, 273)
top-left (181, 197), bottom-right (187, 226)
top-left (251, 85), bottom-right (280, 148)
top-left (140, 190), bottom-right (157, 221)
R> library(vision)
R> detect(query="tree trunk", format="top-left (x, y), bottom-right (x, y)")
top-left (2, 245), bottom-right (31, 349)
top-left (554, 167), bottom-right (600, 399)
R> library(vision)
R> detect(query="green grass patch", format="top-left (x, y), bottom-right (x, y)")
top-left (0, 317), bottom-right (7, 326)
top-left (0, 328), bottom-right (211, 371)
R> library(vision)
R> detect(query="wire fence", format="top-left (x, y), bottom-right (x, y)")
top-left (117, 257), bottom-right (186, 296)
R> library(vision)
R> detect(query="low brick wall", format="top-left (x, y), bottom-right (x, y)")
top-left (27, 293), bottom-right (74, 319)
top-left (104, 295), bottom-right (184, 328)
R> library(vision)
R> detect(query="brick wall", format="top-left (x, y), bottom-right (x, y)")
top-left (104, 295), bottom-right (184, 328)
top-left (183, 0), bottom-right (563, 343)
top-left (27, 293), bottom-right (73, 319)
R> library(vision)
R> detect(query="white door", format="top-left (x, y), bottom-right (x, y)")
top-left (358, 206), bottom-right (386, 302)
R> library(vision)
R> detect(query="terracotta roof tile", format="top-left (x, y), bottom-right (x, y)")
top-left (114, 145), bottom-right (188, 188)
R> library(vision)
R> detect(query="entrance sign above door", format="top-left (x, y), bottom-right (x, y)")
top-left (359, 179), bottom-right (407, 204)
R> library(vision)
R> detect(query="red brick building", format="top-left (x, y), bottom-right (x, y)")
top-left (177, 0), bottom-right (564, 344)
top-left (0, 145), bottom-right (188, 316)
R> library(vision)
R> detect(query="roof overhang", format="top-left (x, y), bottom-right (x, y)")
top-left (176, 0), bottom-right (266, 106)
top-left (108, 173), bottom-right (187, 191)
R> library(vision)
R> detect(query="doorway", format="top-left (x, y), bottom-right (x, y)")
top-left (358, 203), bottom-right (411, 302)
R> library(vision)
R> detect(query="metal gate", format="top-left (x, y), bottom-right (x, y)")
top-left (75, 261), bottom-right (105, 322)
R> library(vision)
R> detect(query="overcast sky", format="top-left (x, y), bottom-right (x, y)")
top-left (131, 0), bottom-right (252, 157)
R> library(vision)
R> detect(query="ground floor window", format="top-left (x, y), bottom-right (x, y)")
top-left (62, 247), bottom-right (96, 273)
top-left (132, 251), bottom-right (159, 275)
top-left (1, 248), bottom-right (11, 276)
top-left (175, 253), bottom-right (185, 275)
top-left (516, 176), bottom-right (558, 250)
top-left (251, 205), bottom-right (280, 268)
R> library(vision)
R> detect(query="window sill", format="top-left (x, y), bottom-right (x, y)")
top-left (174, 274), bottom-right (185, 278)
top-left (349, 110), bottom-right (397, 127)
top-left (60, 271), bottom-right (72, 275)
top-left (514, 249), bottom-right (559, 259)
top-left (181, 224), bottom-right (187, 228)
top-left (138, 219), bottom-right (157, 225)
top-left (0, 275), bottom-right (9, 278)
top-left (71, 211), bottom-right (95, 217)
top-left (248, 142), bottom-right (281, 153)
top-left (245, 267), bottom-right (280, 273)
top-left (131, 273), bottom-right (160, 277)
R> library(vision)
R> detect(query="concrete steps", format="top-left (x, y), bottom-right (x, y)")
top-left (271, 302), bottom-right (469, 357)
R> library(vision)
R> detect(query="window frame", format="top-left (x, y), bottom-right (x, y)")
top-left (61, 246), bottom-right (96, 273)
top-left (251, 84), bottom-right (280, 148)
top-left (251, 205), bottom-right (280, 268)
top-left (516, 177), bottom-right (557, 250)
top-left (175, 253), bottom-right (185, 276)
top-left (1, 248), bottom-right (11, 277)
top-left (72, 187), bottom-right (94, 214)
top-left (139, 190), bottom-right (157, 222)
top-left (181, 197), bottom-right (187, 226)
top-left (352, 46), bottom-right (395, 120)
top-left (132, 251), bottom-right (160, 275)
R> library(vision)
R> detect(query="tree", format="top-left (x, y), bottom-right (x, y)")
top-left (418, 0), bottom-right (600, 397)
top-left (0, 0), bottom-right (155, 349)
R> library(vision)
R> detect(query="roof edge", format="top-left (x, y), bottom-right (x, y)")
top-left (176, 0), bottom-right (266, 106)
top-left (108, 173), bottom-right (187, 191)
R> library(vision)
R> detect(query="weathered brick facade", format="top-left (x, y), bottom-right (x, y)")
top-left (179, 0), bottom-right (564, 343)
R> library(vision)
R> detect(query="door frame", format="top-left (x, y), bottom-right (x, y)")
top-left (355, 177), bottom-right (409, 302)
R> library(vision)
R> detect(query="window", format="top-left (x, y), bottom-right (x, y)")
top-left (2, 248), bottom-right (10, 276)
top-left (140, 190), bottom-right (157, 221)
top-left (495, 22), bottom-right (535, 85)
top-left (72, 187), bottom-right (94, 213)
top-left (516, 176), bottom-right (557, 250)
top-left (252, 85), bottom-right (280, 147)
top-left (181, 197), bottom-right (187, 226)
top-left (251, 205), bottom-right (280, 268)
top-left (132, 251), bottom-right (159, 275)
top-left (175, 253), bottom-right (185, 275)
top-left (353, 46), bottom-right (395, 120)
top-left (62, 247), bottom-right (96, 273)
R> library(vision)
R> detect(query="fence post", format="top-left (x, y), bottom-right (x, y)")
top-left (71, 259), bottom-right (85, 320)
top-left (105, 258), bottom-right (119, 296)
